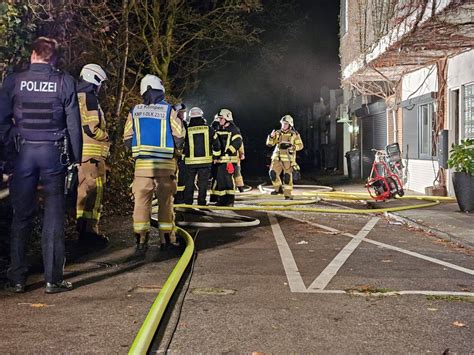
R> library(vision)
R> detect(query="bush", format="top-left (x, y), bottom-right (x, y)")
top-left (447, 139), bottom-right (474, 175)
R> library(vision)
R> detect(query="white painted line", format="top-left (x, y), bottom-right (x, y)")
top-left (268, 213), bottom-right (307, 293)
top-left (354, 235), bottom-right (474, 276)
top-left (306, 290), bottom-right (474, 297)
top-left (307, 217), bottom-right (380, 291)
top-left (279, 213), bottom-right (474, 276)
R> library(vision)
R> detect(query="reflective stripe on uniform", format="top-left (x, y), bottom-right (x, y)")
top-left (135, 159), bottom-right (176, 171)
top-left (76, 175), bottom-right (103, 220)
top-left (83, 143), bottom-right (109, 157)
top-left (158, 222), bottom-right (174, 231)
top-left (134, 221), bottom-right (150, 233)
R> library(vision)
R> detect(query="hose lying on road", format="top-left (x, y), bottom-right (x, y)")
top-left (132, 186), bottom-right (456, 353)
top-left (128, 226), bottom-right (194, 355)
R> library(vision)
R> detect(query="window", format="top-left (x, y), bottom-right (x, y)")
top-left (340, 0), bottom-right (348, 36)
top-left (418, 103), bottom-right (434, 159)
top-left (463, 84), bottom-right (474, 139)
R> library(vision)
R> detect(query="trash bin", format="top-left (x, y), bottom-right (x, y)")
top-left (345, 150), bottom-right (361, 179)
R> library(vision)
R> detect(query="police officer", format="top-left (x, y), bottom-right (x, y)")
top-left (173, 103), bottom-right (187, 204)
top-left (183, 107), bottom-right (221, 206)
top-left (0, 37), bottom-right (82, 293)
top-left (211, 108), bottom-right (242, 207)
top-left (266, 114), bottom-right (303, 200)
top-left (76, 64), bottom-right (110, 245)
top-left (123, 74), bottom-right (185, 254)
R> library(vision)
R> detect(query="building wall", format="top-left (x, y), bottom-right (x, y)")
top-left (446, 49), bottom-right (474, 196)
top-left (447, 49), bottom-right (474, 89)
top-left (401, 66), bottom-right (438, 101)
top-left (401, 66), bottom-right (439, 194)
top-left (404, 159), bottom-right (439, 193)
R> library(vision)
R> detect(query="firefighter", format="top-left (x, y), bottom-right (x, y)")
top-left (234, 142), bottom-right (246, 192)
top-left (266, 114), bottom-right (303, 200)
top-left (211, 108), bottom-right (242, 207)
top-left (76, 64), bottom-right (110, 245)
top-left (123, 75), bottom-right (185, 254)
top-left (0, 37), bottom-right (82, 293)
top-left (183, 107), bottom-right (221, 206)
top-left (173, 103), bottom-right (187, 204)
top-left (209, 115), bottom-right (221, 203)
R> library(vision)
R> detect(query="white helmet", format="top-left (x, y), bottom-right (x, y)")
top-left (217, 108), bottom-right (233, 121)
top-left (80, 64), bottom-right (107, 86)
top-left (189, 107), bottom-right (204, 118)
top-left (280, 114), bottom-right (294, 127)
top-left (140, 74), bottom-right (165, 96)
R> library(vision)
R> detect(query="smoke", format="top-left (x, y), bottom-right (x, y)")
top-left (185, 0), bottom-right (340, 177)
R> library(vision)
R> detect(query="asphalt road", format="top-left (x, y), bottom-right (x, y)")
top-left (165, 211), bottom-right (474, 354)
top-left (0, 210), bottom-right (473, 354)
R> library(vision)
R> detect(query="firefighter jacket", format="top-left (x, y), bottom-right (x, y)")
top-left (266, 128), bottom-right (303, 163)
top-left (0, 63), bottom-right (82, 163)
top-left (184, 116), bottom-right (221, 167)
top-left (77, 81), bottom-right (110, 161)
top-left (123, 90), bottom-right (185, 176)
top-left (215, 122), bottom-right (242, 164)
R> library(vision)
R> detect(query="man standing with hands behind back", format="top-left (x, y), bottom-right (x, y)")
top-left (0, 37), bottom-right (82, 294)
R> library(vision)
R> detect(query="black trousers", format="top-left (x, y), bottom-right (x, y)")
top-left (8, 141), bottom-right (66, 284)
top-left (213, 163), bottom-right (236, 206)
top-left (174, 159), bottom-right (186, 204)
top-left (183, 166), bottom-right (211, 205)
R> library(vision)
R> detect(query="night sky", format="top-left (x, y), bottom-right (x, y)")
top-left (190, 0), bottom-right (340, 175)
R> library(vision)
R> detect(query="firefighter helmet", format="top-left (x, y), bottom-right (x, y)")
top-left (217, 108), bottom-right (233, 121)
top-left (174, 103), bottom-right (186, 111)
top-left (280, 114), bottom-right (294, 127)
top-left (189, 107), bottom-right (204, 118)
top-left (140, 74), bottom-right (165, 95)
top-left (80, 64), bottom-right (107, 86)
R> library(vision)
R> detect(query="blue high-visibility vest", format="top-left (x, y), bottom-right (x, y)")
top-left (131, 101), bottom-right (175, 159)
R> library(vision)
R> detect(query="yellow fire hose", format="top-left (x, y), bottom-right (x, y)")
top-left (130, 189), bottom-right (456, 352)
top-left (128, 227), bottom-right (194, 355)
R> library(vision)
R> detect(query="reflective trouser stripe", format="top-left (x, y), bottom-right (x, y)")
top-left (269, 159), bottom-right (293, 196)
top-left (76, 159), bottom-right (106, 234)
top-left (211, 163), bottom-right (236, 196)
top-left (132, 173), bottom-right (176, 239)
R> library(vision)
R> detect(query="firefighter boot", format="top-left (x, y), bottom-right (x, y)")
top-left (160, 232), bottom-right (178, 251)
top-left (271, 186), bottom-right (283, 195)
top-left (134, 232), bottom-right (149, 256)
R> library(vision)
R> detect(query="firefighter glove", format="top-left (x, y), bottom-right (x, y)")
top-left (226, 162), bottom-right (235, 174)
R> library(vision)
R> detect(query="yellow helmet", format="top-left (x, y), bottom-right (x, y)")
top-left (280, 114), bottom-right (294, 127)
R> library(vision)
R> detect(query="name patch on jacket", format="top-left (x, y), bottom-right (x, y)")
top-left (133, 104), bottom-right (167, 120)
top-left (20, 80), bottom-right (57, 92)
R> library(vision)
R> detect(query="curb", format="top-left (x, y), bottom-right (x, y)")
top-left (386, 212), bottom-right (474, 249)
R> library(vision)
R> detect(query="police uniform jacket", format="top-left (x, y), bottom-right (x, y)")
top-left (0, 63), bottom-right (82, 163)
top-left (77, 81), bottom-right (110, 161)
top-left (215, 122), bottom-right (242, 164)
top-left (184, 116), bottom-right (221, 168)
top-left (266, 128), bottom-right (303, 163)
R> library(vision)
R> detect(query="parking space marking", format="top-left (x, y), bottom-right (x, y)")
top-left (268, 214), bottom-right (307, 293)
top-left (307, 217), bottom-right (380, 291)
top-left (271, 212), bottom-right (474, 295)
top-left (350, 234), bottom-right (474, 276)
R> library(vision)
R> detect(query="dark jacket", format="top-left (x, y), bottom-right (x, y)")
top-left (0, 63), bottom-right (82, 163)
top-left (184, 116), bottom-right (221, 167)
